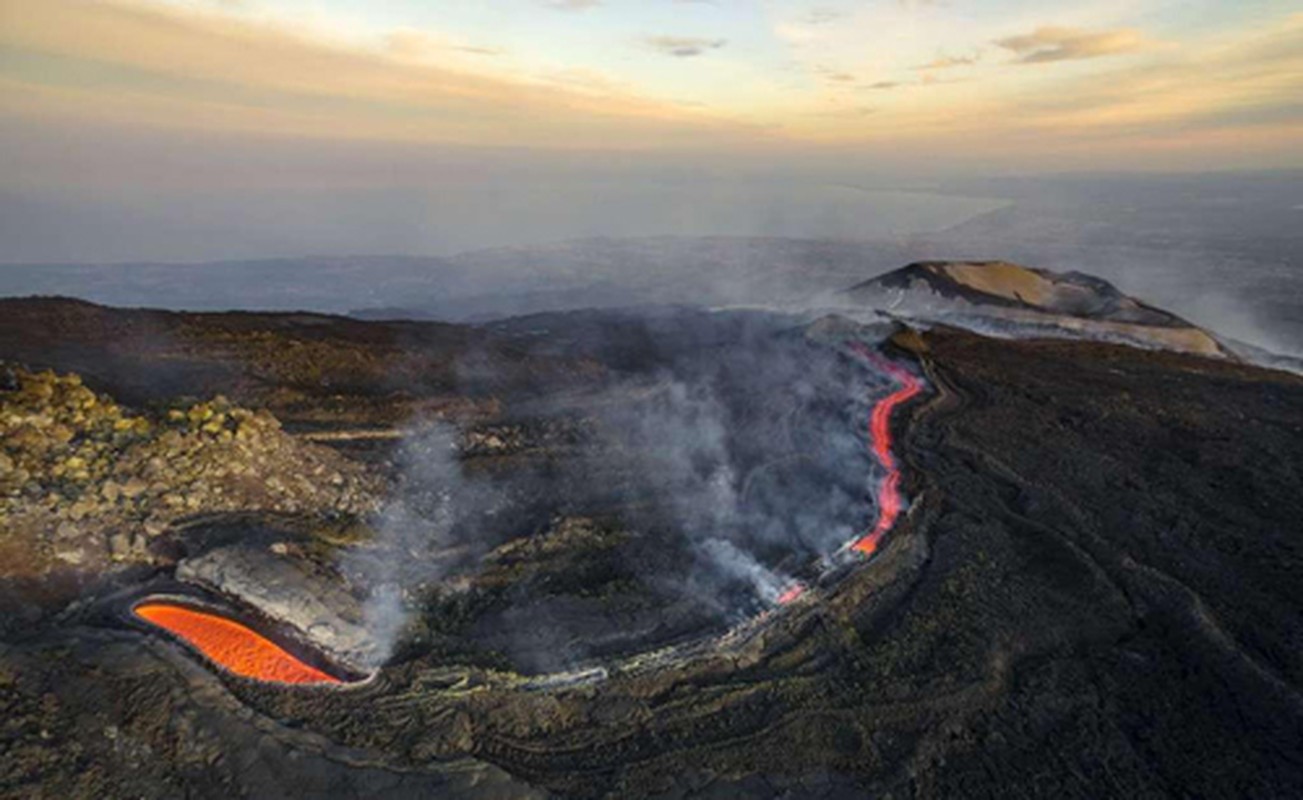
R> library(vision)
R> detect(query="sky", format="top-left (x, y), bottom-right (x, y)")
top-left (0, 0), bottom-right (1300, 261)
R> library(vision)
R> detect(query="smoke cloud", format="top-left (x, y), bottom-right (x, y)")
top-left (338, 423), bottom-right (506, 666)
top-left (337, 315), bottom-right (901, 669)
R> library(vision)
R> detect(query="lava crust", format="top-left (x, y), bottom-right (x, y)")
top-left (2, 299), bottom-right (1302, 799)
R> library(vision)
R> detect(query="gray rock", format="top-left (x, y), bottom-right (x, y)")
top-left (177, 543), bottom-right (384, 671)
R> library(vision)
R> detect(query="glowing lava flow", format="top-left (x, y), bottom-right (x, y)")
top-left (775, 343), bottom-right (921, 606)
top-left (776, 583), bottom-right (806, 605)
top-left (134, 602), bottom-right (341, 685)
top-left (848, 342), bottom-right (923, 557)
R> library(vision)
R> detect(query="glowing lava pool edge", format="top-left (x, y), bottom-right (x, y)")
top-left (134, 602), bottom-right (342, 685)
top-left (135, 341), bottom-right (922, 673)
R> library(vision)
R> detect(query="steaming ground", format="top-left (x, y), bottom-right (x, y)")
top-left (0, 261), bottom-right (1276, 676)
top-left (337, 310), bottom-right (911, 672)
top-left (3, 260), bottom-right (1302, 798)
top-left (5, 310), bottom-right (1301, 798)
top-left (2, 277), bottom-right (1303, 800)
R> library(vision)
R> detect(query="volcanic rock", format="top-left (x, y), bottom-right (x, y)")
top-left (2, 282), bottom-right (1301, 798)
top-left (175, 540), bottom-right (382, 672)
top-left (0, 366), bottom-right (381, 594)
top-left (842, 260), bottom-right (1231, 357)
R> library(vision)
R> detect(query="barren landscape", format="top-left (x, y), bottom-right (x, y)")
top-left (3, 263), bottom-right (1301, 798)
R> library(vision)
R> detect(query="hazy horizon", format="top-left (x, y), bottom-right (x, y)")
top-left (2, 154), bottom-right (1299, 264)
top-left (1, 1), bottom-right (1299, 356)
top-left (2, 1), bottom-right (1301, 263)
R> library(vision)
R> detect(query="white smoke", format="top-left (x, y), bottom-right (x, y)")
top-left (338, 423), bottom-right (498, 667)
top-left (339, 318), bottom-right (901, 668)
top-left (697, 538), bottom-right (789, 605)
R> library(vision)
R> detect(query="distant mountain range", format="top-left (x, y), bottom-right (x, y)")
top-left (0, 238), bottom-right (916, 320)
top-left (2, 230), bottom-right (1299, 361)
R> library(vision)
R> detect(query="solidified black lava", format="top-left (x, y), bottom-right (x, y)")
top-left (3, 299), bottom-right (1302, 799)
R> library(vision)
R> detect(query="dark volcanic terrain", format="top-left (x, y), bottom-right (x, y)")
top-left (2, 268), bottom-right (1302, 798)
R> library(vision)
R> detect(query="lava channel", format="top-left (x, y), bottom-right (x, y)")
top-left (777, 343), bottom-right (922, 606)
top-left (848, 341), bottom-right (923, 557)
top-left (134, 602), bottom-right (342, 685)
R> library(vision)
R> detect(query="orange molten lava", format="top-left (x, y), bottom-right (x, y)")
top-left (848, 343), bottom-right (923, 556)
top-left (776, 583), bottom-right (806, 605)
top-left (134, 602), bottom-right (341, 685)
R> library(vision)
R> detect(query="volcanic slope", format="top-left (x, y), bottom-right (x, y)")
top-left (0, 296), bottom-right (602, 433)
top-left (843, 260), bottom-right (1233, 358)
top-left (2, 301), bottom-right (1301, 798)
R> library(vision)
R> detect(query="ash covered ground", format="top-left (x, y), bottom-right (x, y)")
top-left (2, 263), bottom-right (1302, 798)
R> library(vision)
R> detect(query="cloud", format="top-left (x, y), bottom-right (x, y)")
top-left (1002, 15), bottom-right (1303, 131)
top-left (543, 0), bottom-right (602, 10)
top-left (805, 8), bottom-right (844, 25)
top-left (810, 64), bottom-right (857, 85)
top-left (914, 53), bottom-right (978, 71)
top-left (384, 29), bottom-right (503, 59)
top-left (644, 36), bottom-right (727, 58)
top-left (0, 0), bottom-right (752, 148)
top-left (995, 26), bottom-right (1151, 64)
top-left (775, 12), bottom-right (1302, 170)
top-left (1, 0), bottom-right (1300, 172)
top-left (811, 104), bottom-right (876, 118)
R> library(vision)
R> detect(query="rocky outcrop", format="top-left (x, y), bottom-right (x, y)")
top-left (843, 260), bottom-right (1231, 357)
top-left (0, 366), bottom-right (380, 579)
